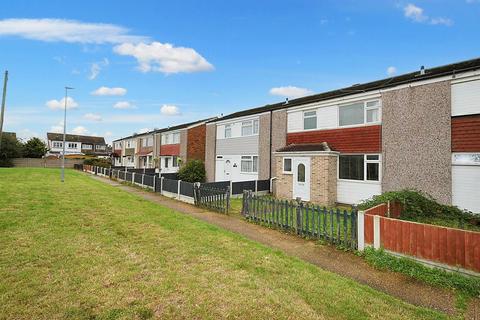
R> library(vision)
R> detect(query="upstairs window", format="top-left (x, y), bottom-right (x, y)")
top-left (68, 143), bottom-right (77, 149)
top-left (224, 124), bottom-right (232, 138)
top-left (96, 145), bottom-right (106, 150)
top-left (173, 132), bottom-right (180, 144)
top-left (303, 110), bottom-right (317, 130)
top-left (241, 121), bottom-right (253, 136)
top-left (339, 100), bottom-right (381, 127)
top-left (253, 119), bottom-right (259, 134)
top-left (53, 142), bottom-right (63, 148)
top-left (83, 144), bottom-right (92, 150)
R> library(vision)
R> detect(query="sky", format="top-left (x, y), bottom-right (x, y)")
top-left (0, 0), bottom-right (479, 143)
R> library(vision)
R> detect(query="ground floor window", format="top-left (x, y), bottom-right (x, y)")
top-left (241, 155), bottom-right (258, 173)
top-left (339, 154), bottom-right (380, 181)
top-left (283, 158), bottom-right (292, 173)
top-left (172, 156), bottom-right (178, 167)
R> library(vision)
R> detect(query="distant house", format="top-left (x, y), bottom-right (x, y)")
top-left (3, 132), bottom-right (17, 139)
top-left (46, 133), bottom-right (110, 157)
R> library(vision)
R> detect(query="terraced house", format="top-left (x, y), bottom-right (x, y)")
top-left (47, 133), bottom-right (109, 157)
top-left (204, 57), bottom-right (480, 213)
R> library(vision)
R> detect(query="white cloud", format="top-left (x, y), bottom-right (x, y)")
top-left (387, 66), bottom-right (397, 76)
top-left (113, 41), bottom-right (214, 74)
top-left (45, 97), bottom-right (78, 110)
top-left (104, 131), bottom-right (113, 137)
top-left (89, 58), bottom-right (109, 80)
top-left (84, 113), bottom-right (102, 121)
top-left (50, 120), bottom-right (64, 133)
top-left (113, 101), bottom-right (136, 109)
top-left (403, 4), bottom-right (453, 26)
top-left (0, 18), bottom-right (146, 44)
top-left (72, 126), bottom-right (88, 135)
top-left (91, 86), bottom-right (127, 96)
top-left (269, 86), bottom-right (313, 98)
top-left (160, 104), bottom-right (181, 116)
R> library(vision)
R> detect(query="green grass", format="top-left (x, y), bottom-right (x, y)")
top-left (362, 247), bottom-right (480, 298)
top-left (0, 168), bottom-right (450, 320)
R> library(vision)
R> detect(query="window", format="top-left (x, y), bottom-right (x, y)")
top-left (339, 103), bottom-right (364, 126)
top-left (339, 100), bottom-right (381, 127)
top-left (366, 154), bottom-right (380, 181)
top-left (53, 141), bottom-right (63, 148)
top-left (172, 156), bottom-right (178, 167)
top-left (253, 120), bottom-right (259, 134)
top-left (68, 143), bottom-right (77, 149)
top-left (303, 110), bottom-right (317, 130)
top-left (164, 157), bottom-right (169, 168)
top-left (126, 140), bottom-right (134, 148)
top-left (283, 158), bottom-right (292, 173)
top-left (240, 155), bottom-right (258, 173)
top-left (96, 145), bottom-right (106, 150)
top-left (241, 121), bottom-right (253, 136)
top-left (297, 163), bottom-right (306, 182)
top-left (339, 154), bottom-right (380, 181)
top-left (224, 124), bottom-right (232, 138)
top-left (141, 137), bottom-right (153, 147)
top-left (83, 144), bottom-right (92, 150)
top-left (366, 101), bottom-right (381, 123)
top-left (173, 132), bottom-right (180, 144)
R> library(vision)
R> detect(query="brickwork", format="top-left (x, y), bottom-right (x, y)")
top-left (205, 123), bottom-right (217, 182)
top-left (274, 157), bottom-right (293, 199)
top-left (187, 124), bottom-right (207, 161)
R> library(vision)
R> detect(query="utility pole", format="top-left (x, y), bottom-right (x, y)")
top-left (0, 70), bottom-right (8, 153)
top-left (61, 86), bottom-right (74, 182)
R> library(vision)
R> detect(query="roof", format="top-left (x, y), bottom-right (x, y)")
top-left (113, 116), bottom-right (217, 142)
top-left (3, 132), bottom-right (16, 139)
top-left (47, 132), bottom-right (106, 145)
top-left (211, 57), bottom-right (480, 122)
top-left (276, 143), bottom-right (332, 153)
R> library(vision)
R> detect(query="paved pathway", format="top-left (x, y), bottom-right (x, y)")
top-left (91, 175), bottom-right (480, 318)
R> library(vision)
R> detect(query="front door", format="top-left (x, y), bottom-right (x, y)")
top-left (293, 157), bottom-right (310, 201)
top-left (224, 159), bottom-right (232, 180)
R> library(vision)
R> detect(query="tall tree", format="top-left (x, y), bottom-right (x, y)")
top-left (22, 137), bottom-right (48, 158)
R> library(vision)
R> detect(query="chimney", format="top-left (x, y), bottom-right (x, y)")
top-left (285, 98), bottom-right (289, 105)
top-left (420, 65), bottom-right (425, 75)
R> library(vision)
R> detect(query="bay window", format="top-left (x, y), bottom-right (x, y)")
top-left (241, 155), bottom-right (258, 173)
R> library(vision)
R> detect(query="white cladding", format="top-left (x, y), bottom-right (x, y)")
top-left (337, 180), bottom-right (381, 205)
top-left (288, 105), bottom-right (338, 132)
top-left (451, 79), bottom-right (480, 116)
top-left (215, 155), bottom-right (258, 182)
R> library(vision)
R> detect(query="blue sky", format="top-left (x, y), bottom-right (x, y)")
top-left (1, 0), bottom-right (479, 143)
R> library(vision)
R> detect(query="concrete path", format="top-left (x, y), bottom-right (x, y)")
top-left (91, 175), bottom-right (480, 318)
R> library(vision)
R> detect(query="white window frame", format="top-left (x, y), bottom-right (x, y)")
top-left (240, 155), bottom-right (258, 173)
top-left (241, 121), bottom-right (254, 136)
top-left (303, 110), bottom-right (317, 130)
top-left (67, 142), bottom-right (77, 149)
top-left (338, 99), bottom-right (382, 128)
top-left (96, 145), bottom-right (106, 151)
top-left (224, 124), bottom-right (232, 138)
top-left (283, 157), bottom-right (293, 174)
top-left (83, 144), bottom-right (93, 150)
top-left (337, 154), bottom-right (381, 183)
top-left (53, 141), bottom-right (63, 148)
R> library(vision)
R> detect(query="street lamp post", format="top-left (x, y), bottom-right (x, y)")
top-left (61, 86), bottom-right (74, 182)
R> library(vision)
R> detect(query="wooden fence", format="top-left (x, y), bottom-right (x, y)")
top-left (194, 183), bottom-right (230, 214)
top-left (12, 158), bottom-right (84, 168)
top-left (362, 213), bottom-right (480, 273)
top-left (242, 191), bottom-right (358, 249)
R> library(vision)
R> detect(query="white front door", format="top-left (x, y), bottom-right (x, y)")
top-left (224, 159), bottom-right (232, 181)
top-left (293, 157), bottom-right (310, 201)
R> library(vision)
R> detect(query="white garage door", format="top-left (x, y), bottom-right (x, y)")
top-left (452, 153), bottom-right (480, 213)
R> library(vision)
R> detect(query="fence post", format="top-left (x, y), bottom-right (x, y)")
top-left (357, 211), bottom-right (365, 251)
top-left (226, 186), bottom-right (230, 214)
top-left (229, 180), bottom-right (233, 197)
top-left (141, 174), bottom-right (145, 187)
top-left (153, 175), bottom-right (156, 191)
top-left (177, 180), bottom-right (181, 199)
top-left (296, 198), bottom-right (302, 235)
top-left (132, 172), bottom-right (135, 184)
top-left (255, 180), bottom-right (258, 195)
top-left (160, 176), bottom-right (164, 195)
top-left (373, 215), bottom-right (381, 249)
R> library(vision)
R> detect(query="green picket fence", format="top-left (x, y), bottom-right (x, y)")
top-left (242, 191), bottom-right (358, 249)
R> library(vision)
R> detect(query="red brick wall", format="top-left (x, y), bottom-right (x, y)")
top-left (287, 125), bottom-right (382, 153)
top-left (160, 144), bottom-right (180, 156)
top-left (452, 114), bottom-right (480, 152)
top-left (187, 124), bottom-right (206, 161)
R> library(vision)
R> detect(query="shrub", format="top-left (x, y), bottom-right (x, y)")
top-left (84, 157), bottom-right (111, 168)
top-left (0, 134), bottom-right (23, 167)
top-left (177, 160), bottom-right (206, 183)
top-left (22, 137), bottom-right (48, 158)
top-left (357, 189), bottom-right (480, 228)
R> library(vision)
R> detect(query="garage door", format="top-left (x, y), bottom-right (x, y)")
top-left (452, 153), bottom-right (480, 213)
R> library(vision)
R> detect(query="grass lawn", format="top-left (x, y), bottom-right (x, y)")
top-left (0, 168), bottom-right (450, 320)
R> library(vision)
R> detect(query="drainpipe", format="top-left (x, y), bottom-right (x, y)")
top-left (269, 110), bottom-right (273, 179)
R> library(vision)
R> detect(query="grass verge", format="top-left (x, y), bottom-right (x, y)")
top-left (0, 168), bottom-right (449, 320)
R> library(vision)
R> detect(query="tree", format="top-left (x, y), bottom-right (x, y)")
top-left (22, 137), bottom-right (48, 158)
top-left (177, 159), bottom-right (206, 183)
top-left (0, 134), bottom-right (23, 167)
